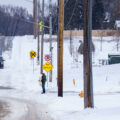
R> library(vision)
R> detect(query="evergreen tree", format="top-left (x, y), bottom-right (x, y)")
top-left (92, 0), bottom-right (105, 29)
top-left (0, 5), bottom-right (33, 36)
top-left (64, 0), bottom-right (83, 30)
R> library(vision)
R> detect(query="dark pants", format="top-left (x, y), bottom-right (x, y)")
top-left (42, 83), bottom-right (45, 93)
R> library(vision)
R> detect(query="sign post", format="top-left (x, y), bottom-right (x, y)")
top-left (33, 58), bottom-right (34, 73)
top-left (47, 72), bottom-right (49, 87)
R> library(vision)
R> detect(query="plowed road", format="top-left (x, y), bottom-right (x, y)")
top-left (0, 97), bottom-right (53, 120)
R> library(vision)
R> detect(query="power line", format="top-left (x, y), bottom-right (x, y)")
top-left (0, 0), bottom-right (70, 32)
top-left (24, 0), bottom-right (69, 5)
top-left (49, 0), bottom-right (70, 33)
top-left (0, 14), bottom-right (50, 29)
top-left (64, 0), bottom-right (70, 7)
top-left (24, 0), bottom-right (69, 6)
top-left (23, 0), bottom-right (71, 31)
top-left (65, 0), bottom-right (78, 28)
top-left (0, 14), bottom-right (34, 24)
top-left (24, 0), bottom-right (33, 3)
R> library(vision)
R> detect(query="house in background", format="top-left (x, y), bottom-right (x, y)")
top-left (115, 20), bottom-right (120, 30)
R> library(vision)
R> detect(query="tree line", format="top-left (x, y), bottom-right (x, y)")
top-left (0, 5), bottom-right (34, 36)
top-left (0, 0), bottom-right (120, 36)
top-left (64, 0), bottom-right (120, 30)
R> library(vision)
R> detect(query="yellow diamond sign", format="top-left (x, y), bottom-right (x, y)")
top-left (42, 62), bottom-right (53, 72)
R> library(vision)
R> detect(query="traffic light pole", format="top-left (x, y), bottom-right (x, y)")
top-left (40, 0), bottom-right (45, 74)
top-left (83, 0), bottom-right (94, 108)
top-left (33, 0), bottom-right (37, 39)
top-left (37, 0), bottom-right (40, 62)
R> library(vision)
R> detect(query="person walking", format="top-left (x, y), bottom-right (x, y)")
top-left (41, 73), bottom-right (47, 94)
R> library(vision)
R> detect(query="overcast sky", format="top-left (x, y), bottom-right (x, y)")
top-left (0, 0), bottom-right (57, 15)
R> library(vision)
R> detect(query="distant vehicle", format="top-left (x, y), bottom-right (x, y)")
top-left (108, 54), bottom-right (120, 65)
top-left (0, 56), bottom-right (4, 69)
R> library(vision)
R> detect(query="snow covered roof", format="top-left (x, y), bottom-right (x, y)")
top-left (108, 53), bottom-right (120, 56)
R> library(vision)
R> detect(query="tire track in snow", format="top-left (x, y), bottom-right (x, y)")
top-left (0, 97), bottom-right (53, 120)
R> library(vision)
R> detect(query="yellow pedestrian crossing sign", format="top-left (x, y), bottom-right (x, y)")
top-left (39, 21), bottom-right (43, 30)
top-left (42, 62), bottom-right (53, 72)
top-left (30, 50), bottom-right (37, 58)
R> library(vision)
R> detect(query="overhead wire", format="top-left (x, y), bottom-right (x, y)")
top-left (65, 0), bottom-right (78, 28)
top-left (24, 0), bottom-right (33, 3)
top-left (64, 0), bottom-right (70, 7)
top-left (0, 0), bottom-right (74, 32)
top-left (51, 0), bottom-right (70, 32)
top-left (0, 14), bottom-right (50, 29)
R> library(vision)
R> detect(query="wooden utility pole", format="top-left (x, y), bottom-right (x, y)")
top-left (40, 0), bottom-right (45, 74)
top-left (57, 0), bottom-right (59, 87)
top-left (49, 0), bottom-right (53, 82)
top-left (37, 0), bottom-right (40, 62)
top-left (33, 0), bottom-right (37, 39)
top-left (83, 0), bottom-right (94, 108)
top-left (58, 0), bottom-right (64, 97)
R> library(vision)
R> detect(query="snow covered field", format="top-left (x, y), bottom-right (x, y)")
top-left (0, 35), bottom-right (120, 120)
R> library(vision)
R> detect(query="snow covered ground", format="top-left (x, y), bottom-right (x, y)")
top-left (0, 35), bottom-right (120, 120)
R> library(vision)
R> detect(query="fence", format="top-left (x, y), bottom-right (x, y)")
top-left (64, 30), bottom-right (120, 37)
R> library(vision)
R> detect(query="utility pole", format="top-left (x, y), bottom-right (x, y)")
top-left (57, 0), bottom-right (59, 87)
top-left (37, 0), bottom-right (40, 62)
top-left (49, 0), bottom-right (53, 82)
top-left (33, 0), bottom-right (37, 39)
top-left (83, 0), bottom-right (94, 108)
top-left (58, 0), bottom-right (64, 97)
top-left (40, 0), bottom-right (45, 74)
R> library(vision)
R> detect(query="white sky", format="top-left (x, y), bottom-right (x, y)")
top-left (0, 0), bottom-right (57, 15)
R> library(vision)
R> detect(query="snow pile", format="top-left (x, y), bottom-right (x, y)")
top-left (0, 35), bottom-right (120, 120)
